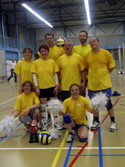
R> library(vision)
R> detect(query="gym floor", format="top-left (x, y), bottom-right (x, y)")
top-left (0, 69), bottom-right (125, 167)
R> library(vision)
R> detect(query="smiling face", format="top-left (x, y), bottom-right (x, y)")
top-left (40, 48), bottom-right (49, 60)
top-left (70, 85), bottom-right (80, 100)
top-left (79, 31), bottom-right (87, 44)
top-left (23, 49), bottom-right (32, 60)
top-left (23, 82), bottom-right (32, 95)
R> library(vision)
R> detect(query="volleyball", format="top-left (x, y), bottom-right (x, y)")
top-left (56, 37), bottom-right (65, 46)
top-left (39, 131), bottom-right (52, 144)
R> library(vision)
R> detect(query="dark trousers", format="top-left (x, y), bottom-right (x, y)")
top-left (8, 69), bottom-right (17, 82)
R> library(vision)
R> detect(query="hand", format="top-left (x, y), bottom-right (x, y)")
top-left (19, 87), bottom-right (22, 94)
top-left (58, 111), bottom-right (63, 116)
top-left (12, 110), bottom-right (19, 118)
top-left (53, 85), bottom-right (59, 97)
top-left (35, 86), bottom-right (40, 96)
top-left (24, 108), bottom-right (30, 117)
top-left (58, 83), bottom-right (61, 92)
top-left (81, 82), bottom-right (85, 95)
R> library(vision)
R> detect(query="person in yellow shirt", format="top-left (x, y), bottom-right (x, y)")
top-left (58, 39), bottom-right (85, 102)
top-left (45, 33), bottom-right (65, 63)
top-left (59, 84), bottom-right (95, 143)
top-left (13, 81), bottom-right (40, 131)
top-left (73, 30), bottom-right (91, 97)
top-left (14, 47), bottom-right (34, 94)
top-left (31, 44), bottom-right (61, 131)
top-left (73, 30), bottom-right (91, 59)
top-left (83, 37), bottom-right (117, 132)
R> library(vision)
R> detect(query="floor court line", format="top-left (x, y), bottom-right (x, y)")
top-left (0, 147), bottom-right (125, 150)
top-left (64, 133), bottom-right (76, 167)
top-left (0, 96), bottom-right (18, 106)
top-left (51, 130), bottom-right (68, 167)
top-left (70, 154), bottom-right (125, 157)
top-left (98, 127), bottom-right (103, 167)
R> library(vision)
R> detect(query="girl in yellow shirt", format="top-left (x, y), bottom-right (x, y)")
top-left (14, 47), bottom-right (34, 94)
top-left (13, 81), bottom-right (40, 130)
top-left (59, 83), bottom-right (95, 143)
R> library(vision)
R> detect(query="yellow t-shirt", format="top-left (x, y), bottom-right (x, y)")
top-left (83, 49), bottom-right (115, 91)
top-left (14, 92), bottom-right (40, 118)
top-left (31, 58), bottom-right (59, 89)
top-left (48, 45), bottom-right (65, 63)
top-left (62, 96), bottom-right (92, 125)
top-left (14, 60), bottom-right (34, 85)
top-left (58, 53), bottom-right (84, 91)
top-left (73, 44), bottom-right (91, 59)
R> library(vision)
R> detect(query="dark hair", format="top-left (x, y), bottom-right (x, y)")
top-left (69, 83), bottom-right (81, 94)
top-left (79, 30), bottom-right (88, 37)
top-left (22, 81), bottom-right (33, 92)
top-left (38, 44), bottom-right (49, 52)
top-left (45, 33), bottom-right (54, 39)
top-left (23, 47), bottom-right (33, 54)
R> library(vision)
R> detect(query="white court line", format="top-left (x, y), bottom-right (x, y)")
top-left (0, 96), bottom-right (18, 106)
top-left (0, 147), bottom-right (125, 150)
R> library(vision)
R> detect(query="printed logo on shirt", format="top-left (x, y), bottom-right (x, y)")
top-left (77, 104), bottom-right (81, 106)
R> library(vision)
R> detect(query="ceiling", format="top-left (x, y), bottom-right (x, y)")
top-left (1, 0), bottom-right (125, 29)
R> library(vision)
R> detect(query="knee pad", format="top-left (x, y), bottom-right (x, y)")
top-left (64, 114), bottom-right (72, 124)
top-left (78, 136), bottom-right (88, 142)
top-left (106, 99), bottom-right (113, 110)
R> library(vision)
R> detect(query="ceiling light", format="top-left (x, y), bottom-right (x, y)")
top-left (22, 3), bottom-right (53, 28)
top-left (84, 0), bottom-right (91, 25)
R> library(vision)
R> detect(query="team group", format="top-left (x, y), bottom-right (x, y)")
top-left (11, 30), bottom-right (117, 143)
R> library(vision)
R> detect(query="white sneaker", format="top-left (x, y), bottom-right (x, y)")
top-left (62, 125), bottom-right (66, 130)
top-left (42, 123), bottom-right (48, 131)
top-left (54, 123), bottom-right (62, 130)
top-left (66, 134), bottom-right (73, 143)
top-left (110, 122), bottom-right (117, 132)
top-left (90, 121), bottom-right (100, 130)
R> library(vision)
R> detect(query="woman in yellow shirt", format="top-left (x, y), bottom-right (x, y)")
top-left (13, 81), bottom-right (40, 130)
top-left (14, 47), bottom-right (34, 94)
top-left (59, 83), bottom-right (95, 143)
top-left (31, 44), bottom-right (61, 131)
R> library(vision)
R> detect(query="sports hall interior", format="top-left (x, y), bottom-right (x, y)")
top-left (0, 0), bottom-right (125, 167)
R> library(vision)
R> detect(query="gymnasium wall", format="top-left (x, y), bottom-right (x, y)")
top-left (36, 23), bottom-right (123, 49)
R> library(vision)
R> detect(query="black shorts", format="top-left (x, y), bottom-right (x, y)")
top-left (39, 87), bottom-right (55, 98)
top-left (60, 90), bottom-right (70, 102)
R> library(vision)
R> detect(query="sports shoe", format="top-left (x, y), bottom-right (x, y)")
top-left (90, 121), bottom-right (100, 130)
top-left (66, 134), bottom-right (73, 143)
top-left (42, 123), bottom-right (48, 131)
top-left (54, 123), bottom-right (62, 130)
top-left (110, 122), bottom-right (117, 132)
top-left (62, 125), bottom-right (66, 130)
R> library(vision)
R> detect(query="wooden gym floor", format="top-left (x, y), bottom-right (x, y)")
top-left (0, 69), bottom-right (125, 167)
